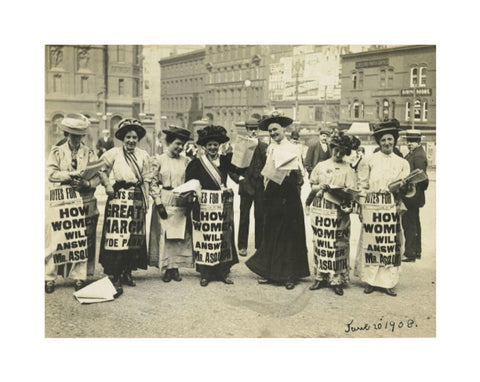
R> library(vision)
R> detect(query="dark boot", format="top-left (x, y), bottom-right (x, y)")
top-left (163, 269), bottom-right (173, 283)
top-left (122, 271), bottom-right (136, 287)
top-left (171, 268), bottom-right (182, 282)
top-left (112, 274), bottom-right (123, 298)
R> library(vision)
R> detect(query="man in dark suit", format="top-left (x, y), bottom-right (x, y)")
top-left (96, 129), bottom-right (114, 157)
top-left (304, 127), bottom-right (331, 176)
top-left (401, 129), bottom-right (429, 262)
top-left (237, 119), bottom-right (268, 257)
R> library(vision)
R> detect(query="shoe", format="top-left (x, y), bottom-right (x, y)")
top-left (74, 280), bottom-right (85, 291)
top-left (364, 284), bottom-right (374, 294)
top-left (333, 285), bottom-right (344, 296)
top-left (112, 278), bottom-right (123, 298)
top-left (285, 282), bottom-right (295, 290)
top-left (200, 278), bottom-right (209, 287)
top-left (385, 288), bottom-right (397, 297)
top-left (309, 280), bottom-right (325, 290)
top-left (122, 272), bottom-right (136, 286)
top-left (402, 256), bottom-right (415, 263)
top-left (416, 253), bottom-right (422, 259)
top-left (238, 248), bottom-right (247, 257)
top-left (163, 269), bottom-right (172, 283)
top-left (113, 287), bottom-right (123, 298)
top-left (257, 278), bottom-right (272, 285)
top-left (172, 269), bottom-right (182, 282)
top-left (221, 277), bottom-right (234, 285)
top-left (45, 281), bottom-right (55, 294)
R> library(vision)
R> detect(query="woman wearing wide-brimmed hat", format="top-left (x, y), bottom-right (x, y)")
top-left (98, 118), bottom-right (152, 296)
top-left (245, 112), bottom-right (310, 290)
top-left (185, 125), bottom-right (240, 287)
top-left (148, 125), bottom-right (194, 283)
top-left (307, 130), bottom-right (360, 296)
top-left (354, 119), bottom-right (410, 297)
top-left (45, 113), bottom-right (101, 293)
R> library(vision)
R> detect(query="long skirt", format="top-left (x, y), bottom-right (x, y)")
top-left (45, 185), bottom-right (98, 281)
top-left (246, 177), bottom-right (310, 283)
top-left (99, 185), bottom-right (148, 276)
top-left (191, 189), bottom-right (239, 280)
top-left (148, 189), bottom-right (193, 271)
top-left (354, 191), bottom-right (404, 288)
top-left (310, 196), bottom-right (350, 286)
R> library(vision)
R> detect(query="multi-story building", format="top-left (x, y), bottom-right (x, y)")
top-left (203, 45), bottom-right (273, 137)
top-left (159, 49), bottom-right (206, 131)
top-left (338, 45), bottom-right (436, 131)
top-left (143, 45), bottom-right (203, 132)
top-left (45, 45), bottom-right (148, 153)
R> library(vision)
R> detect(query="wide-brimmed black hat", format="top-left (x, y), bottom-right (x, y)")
top-left (162, 125), bottom-right (192, 142)
top-left (404, 129), bottom-right (422, 141)
top-left (372, 118), bottom-right (400, 140)
top-left (258, 112), bottom-right (293, 131)
top-left (115, 118), bottom-right (146, 141)
top-left (196, 125), bottom-right (230, 146)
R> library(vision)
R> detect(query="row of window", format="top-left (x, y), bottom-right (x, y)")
top-left (162, 77), bottom-right (203, 93)
top-left (206, 45), bottom-right (260, 61)
top-left (161, 96), bottom-right (203, 111)
top-left (352, 66), bottom-right (428, 89)
top-left (50, 74), bottom-right (140, 97)
top-left (113, 45), bottom-right (141, 65)
top-left (348, 98), bottom-right (429, 122)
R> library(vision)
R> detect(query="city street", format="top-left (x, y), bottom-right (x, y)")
top-left (45, 168), bottom-right (436, 338)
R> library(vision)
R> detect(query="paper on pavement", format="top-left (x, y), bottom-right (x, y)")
top-left (73, 276), bottom-right (117, 304)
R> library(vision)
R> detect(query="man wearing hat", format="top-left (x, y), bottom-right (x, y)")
top-left (96, 128), bottom-right (114, 158)
top-left (401, 129), bottom-right (429, 262)
top-left (236, 118), bottom-right (268, 257)
top-left (245, 112), bottom-right (309, 290)
top-left (304, 127), bottom-right (332, 176)
top-left (46, 114), bottom-right (101, 293)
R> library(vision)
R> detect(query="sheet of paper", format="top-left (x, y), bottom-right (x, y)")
top-left (273, 149), bottom-right (298, 170)
top-left (172, 179), bottom-right (202, 195)
top-left (162, 206), bottom-right (187, 239)
top-left (231, 135), bottom-right (258, 168)
top-left (73, 277), bottom-right (117, 304)
top-left (79, 160), bottom-right (104, 180)
top-left (261, 155), bottom-right (288, 185)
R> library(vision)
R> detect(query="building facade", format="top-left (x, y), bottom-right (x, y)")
top-left (203, 45), bottom-right (273, 137)
top-left (159, 49), bottom-right (206, 132)
top-left (45, 45), bottom-right (149, 153)
top-left (338, 45), bottom-right (436, 131)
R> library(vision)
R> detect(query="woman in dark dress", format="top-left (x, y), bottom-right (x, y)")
top-left (185, 125), bottom-right (240, 287)
top-left (245, 113), bottom-right (310, 290)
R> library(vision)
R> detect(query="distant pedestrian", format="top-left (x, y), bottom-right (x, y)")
top-left (401, 129), bottom-right (429, 262)
top-left (96, 128), bottom-right (114, 158)
top-left (305, 127), bottom-right (332, 176)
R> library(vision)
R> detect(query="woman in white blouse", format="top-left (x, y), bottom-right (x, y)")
top-left (98, 118), bottom-right (152, 296)
top-left (354, 119), bottom-right (410, 297)
top-left (148, 126), bottom-right (193, 283)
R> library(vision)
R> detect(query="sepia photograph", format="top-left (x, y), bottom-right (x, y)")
top-left (44, 43), bottom-right (436, 338)
top-left (6, 2), bottom-right (479, 381)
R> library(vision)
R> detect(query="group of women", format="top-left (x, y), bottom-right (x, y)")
top-left (46, 113), bottom-right (412, 298)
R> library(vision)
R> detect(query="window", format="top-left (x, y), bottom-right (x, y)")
top-left (383, 99), bottom-right (389, 120)
top-left (376, 101), bottom-right (380, 120)
top-left (352, 73), bottom-right (357, 89)
top-left (410, 66), bottom-right (427, 87)
top-left (414, 99), bottom-right (422, 120)
top-left (405, 102), bottom-right (411, 121)
top-left (358, 71), bottom-right (364, 89)
top-left (80, 76), bottom-right (88, 94)
top-left (380, 69), bottom-right (386, 88)
top-left (118, 79), bottom-right (125, 96)
top-left (116, 46), bottom-right (125, 62)
top-left (133, 78), bottom-right (139, 97)
top-left (387, 69), bottom-right (394, 88)
top-left (392, 101), bottom-right (395, 119)
top-left (53, 74), bottom-right (62, 93)
top-left (423, 101), bottom-right (428, 121)
top-left (353, 100), bottom-right (360, 119)
top-left (144, 80), bottom-right (150, 90)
